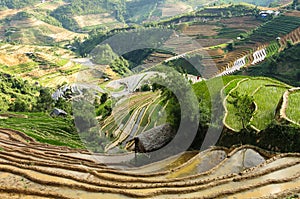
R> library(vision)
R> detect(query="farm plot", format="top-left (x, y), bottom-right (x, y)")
top-left (244, 15), bottom-right (300, 44)
top-left (219, 16), bottom-right (262, 32)
top-left (160, 2), bottom-right (192, 18)
top-left (250, 85), bottom-right (289, 131)
top-left (0, 112), bottom-right (83, 148)
top-left (286, 90), bottom-right (300, 125)
top-left (224, 78), bottom-right (288, 132)
top-left (100, 91), bottom-right (167, 152)
top-left (73, 13), bottom-right (122, 29)
top-left (182, 24), bottom-right (219, 37)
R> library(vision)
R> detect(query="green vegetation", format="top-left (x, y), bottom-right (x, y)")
top-left (95, 95), bottom-right (112, 119)
top-left (0, 72), bottom-right (39, 112)
top-left (243, 15), bottom-right (300, 44)
top-left (215, 0), bottom-right (283, 7)
top-left (228, 91), bottom-right (254, 129)
top-left (50, 0), bottom-right (123, 31)
top-left (251, 85), bottom-right (287, 130)
top-left (224, 78), bottom-right (289, 131)
top-left (286, 91), bottom-right (300, 124)
top-left (0, 62), bottom-right (38, 75)
top-left (0, 0), bottom-right (39, 9)
top-left (0, 112), bottom-right (83, 148)
top-left (240, 43), bottom-right (300, 86)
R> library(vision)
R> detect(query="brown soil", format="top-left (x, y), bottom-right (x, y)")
top-left (74, 13), bottom-right (120, 28)
top-left (183, 25), bottom-right (219, 37)
top-left (0, 53), bottom-right (31, 66)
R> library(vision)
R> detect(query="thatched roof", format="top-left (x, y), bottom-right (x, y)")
top-left (51, 108), bottom-right (67, 116)
top-left (134, 124), bottom-right (175, 153)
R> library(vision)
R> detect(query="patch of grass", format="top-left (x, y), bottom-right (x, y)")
top-left (225, 78), bottom-right (289, 131)
top-left (0, 112), bottom-right (83, 148)
top-left (251, 85), bottom-right (288, 130)
top-left (0, 62), bottom-right (38, 74)
top-left (286, 91), bottom-right (300, 124)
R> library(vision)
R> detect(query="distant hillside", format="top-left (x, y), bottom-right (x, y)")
top-left (239, 43), bottom-right (300, 86)
top-left (215, 0), bottom-right (290, 7)
top-left (0, 0), bottom-right (39, 9)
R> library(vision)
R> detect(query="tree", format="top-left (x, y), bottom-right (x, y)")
top-left (287, 40), bottom-right (294, 49)
top-left (10, 99), bottom-right (30, 112)
top-left (100, 93), bottom-right (108, 104)
top-left (140, 84), bottom-right (151, 92)
top-left (34, 88), bottom-right (54, 112)
top-left (227, 10), bottom-right (232, 18)
top-left (227, 42), bottom-right (235, 51)
top-left (55, 97), bottom-right (72, 114)
top-left (228, 91), bottom-right (254, 130)
top-left (293, 0), bottom-right (299, 9)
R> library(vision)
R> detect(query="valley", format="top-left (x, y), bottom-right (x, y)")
top-left (0, 0), bottom-right (299, 198)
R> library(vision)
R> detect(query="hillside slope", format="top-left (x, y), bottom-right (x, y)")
top-left (239, 43), bottom-right (300, 86)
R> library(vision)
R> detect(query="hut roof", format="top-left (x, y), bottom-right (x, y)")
top-left (51, 108), bottom-right (67, 116)
top-left (134, 124), bottom-right (175, 153)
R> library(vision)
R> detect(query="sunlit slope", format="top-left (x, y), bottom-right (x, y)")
top-left (0, 44), bottom-right (82, 87)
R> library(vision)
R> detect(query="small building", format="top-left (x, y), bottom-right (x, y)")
top-left (50, 108), bottom-right (67, 117)
top-left (130, 124), bottom-right (175, 153)
top-left (259, 10), bottom-right (280, 18)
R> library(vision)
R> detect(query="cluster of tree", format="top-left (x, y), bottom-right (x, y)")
top-left (219, 122), bottom-right (300, 153)
top-left (0, 0), bottom-right (39, 9)
top-left (73, 92), bottom-right (111, 152)
top-left (95, 93), bottom-right (112, 119)
top-left (0, 72), bottom-right (72, 114)
top-left (91, 44), bottom-right (131, 75)
top-left (150, 69), bottom-right (199, 129)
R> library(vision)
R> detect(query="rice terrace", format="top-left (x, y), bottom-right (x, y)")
top-left (0, 0), bottom-right (300, 198)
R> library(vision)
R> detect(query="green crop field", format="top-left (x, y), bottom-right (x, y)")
top-left (224, 78), bottom-right (290, 131)
top-left (286, 91), bottom-right (300, 125)
top-left (0, 112), bottom-right (83, 148)
top-left (251, 85), bottom-right (288, 130)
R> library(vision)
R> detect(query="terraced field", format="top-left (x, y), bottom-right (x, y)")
top-left (0, 44), bottom-right (83, 87)
top-left (1, 16), bottom-right (86, 45)
top-left (286, 90), bottom-right (300, 125)
top-left (99, 91), bottom-right (167, 152)
top-left (244, 15), bottom-right (300, 45)
top-left (281, 88), bottom-right (300, 126)
top-left (0, 128), bottom-right (299, 198)
top-left (0, 112), bottom-right (83, 149)
top-left (224, 77), bottom-right (292, 132)
top-left (250, 85), bottom-right (288, 130)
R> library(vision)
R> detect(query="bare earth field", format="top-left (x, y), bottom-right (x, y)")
top-left (160, 2), bottom-right (192, 18)
top-left (219, 16), bottom-right (263, 31)
top-left (73, 13), bottom-right (122, 28)
top-left (183, 25), bottom-right (219, 37)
